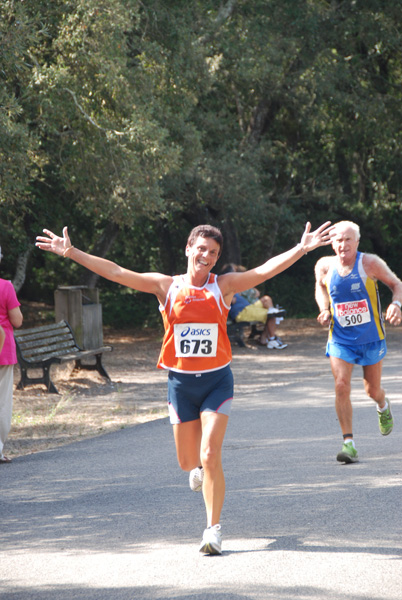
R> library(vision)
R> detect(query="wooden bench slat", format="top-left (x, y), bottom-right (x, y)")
top-left (15, 327), bottom-right (71, 344)
top-left (19, 344), bottom-right (79, 363)
top-left (14, 322), bottom-right (71, 338)
top-left (59, 346), bottom-right (112, 363)
top-left (23, 345), bottom-right (112, 365)
top-left (17, 337), bottom-right (77, 354)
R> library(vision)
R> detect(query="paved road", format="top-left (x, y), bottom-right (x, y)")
top-left (1, 332), bottom-right (401, 600)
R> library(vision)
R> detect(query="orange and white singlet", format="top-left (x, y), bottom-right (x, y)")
top-left (157, 273), bottom-right (232, 374)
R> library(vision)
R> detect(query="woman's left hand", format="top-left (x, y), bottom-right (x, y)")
top-left (300, 221), bottom-right (334, 253)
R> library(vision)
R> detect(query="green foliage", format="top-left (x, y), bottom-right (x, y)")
top-left (101, 285), bottom-right (162, 329)
top-left (2, 0), bottom-right (402, 323)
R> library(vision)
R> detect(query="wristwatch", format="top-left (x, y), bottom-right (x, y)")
top-left (392, 300), bottom-right (402, 309)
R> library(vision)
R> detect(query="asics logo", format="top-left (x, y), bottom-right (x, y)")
top-left (181, 326), bottom-right (211, 337)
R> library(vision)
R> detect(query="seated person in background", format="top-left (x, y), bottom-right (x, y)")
top-left (221, 264), bottom-right (287, 349)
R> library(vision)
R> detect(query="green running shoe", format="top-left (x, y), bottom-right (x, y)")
top-left (336, 442), bottom-right (358, 464)
top-left (378, 399), bottom-right (394, 436)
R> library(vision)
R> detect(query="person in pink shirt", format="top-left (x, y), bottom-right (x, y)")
top-left (0, 249), bottom-right (23, 464)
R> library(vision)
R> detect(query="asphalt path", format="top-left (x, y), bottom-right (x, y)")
top-left (1, 330), bottom-right (401, 600)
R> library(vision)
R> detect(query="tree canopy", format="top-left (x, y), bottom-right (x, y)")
top-left (1, 0), bottom-right (402, 325)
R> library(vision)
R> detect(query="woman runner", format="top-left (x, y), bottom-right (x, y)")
top-left (36, 220), bottom-right (333, 554)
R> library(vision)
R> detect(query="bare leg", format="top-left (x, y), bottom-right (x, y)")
top-left (259, 296), bottom-right (276, 342)
top-left (172, 412), bottom-right (229, 526)
top-left (259, 318), bottom-right (277, 342)
top-left (329, 356), bottom-right (354, 436)
top-left (363, 361), bottom-right (385, 408)
top-left (267, 317), bottom-right (276, 338)
top-left (200, 412), bottom-right (229, 526)
top-left (172, 419), bottom-right (202, 471)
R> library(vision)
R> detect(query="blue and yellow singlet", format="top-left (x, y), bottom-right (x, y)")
top-left (326, 251), bottom-right (385, 345)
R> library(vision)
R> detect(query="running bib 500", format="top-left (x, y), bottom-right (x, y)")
top-left (335, 299), bottom-right (371, 327)
top-left (174, 323), bottom-right (218, 357)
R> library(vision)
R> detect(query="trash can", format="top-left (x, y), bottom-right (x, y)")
top-left (54, 286), bottom-right (103, 349)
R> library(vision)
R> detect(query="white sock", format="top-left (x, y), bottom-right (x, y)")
top-left (378, 401), bottom-right (388, 413)
top-left (344, 439), bottom-right (355, 448)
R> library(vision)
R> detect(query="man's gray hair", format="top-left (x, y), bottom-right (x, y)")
top-left (333, 221), bottom-right (360, 241)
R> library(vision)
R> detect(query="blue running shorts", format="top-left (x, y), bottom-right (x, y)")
top-left (326, 339), bottom-right (387, 366)
top-left (167, 365), bottom-right (234, 424)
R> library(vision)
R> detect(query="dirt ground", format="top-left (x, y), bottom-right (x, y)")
top-left (8, 324), bottom-right (168, 459)
top-left (6, 313), bottom-right (399, 460)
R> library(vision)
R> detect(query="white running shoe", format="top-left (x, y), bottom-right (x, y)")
top-left (199, 524), bottom-right (222, 555)
top-left (267, 336), bottom-right (288, 349)
top-left (189, 467), bottom-right (204, 492)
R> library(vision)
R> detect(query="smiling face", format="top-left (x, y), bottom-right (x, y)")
top-left (331, 224), bottom-right (360, 264)
top-left (186, 235), bottom-right (221, 281)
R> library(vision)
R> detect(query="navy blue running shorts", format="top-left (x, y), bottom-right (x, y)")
top-left (167, 365), bottom-right (234, 424)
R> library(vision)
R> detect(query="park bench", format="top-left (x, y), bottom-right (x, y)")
top-left (14, 320), bottom-right (113, 394)
top-left (227, 320), bottom-right (263, 347)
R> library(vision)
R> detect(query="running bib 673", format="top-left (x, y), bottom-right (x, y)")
top-left (335, 299), bottom-right (371, 327)
top-left (174, 323), bottom-right (218, 357)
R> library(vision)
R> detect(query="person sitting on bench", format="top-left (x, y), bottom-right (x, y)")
top-left (221, 264), bottom-right (287, 349)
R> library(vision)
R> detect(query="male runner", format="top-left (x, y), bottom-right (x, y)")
top-left (315, 221), bottom-right (402, 463)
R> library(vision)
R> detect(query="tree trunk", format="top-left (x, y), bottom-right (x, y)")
top-left (79, 221), bottom-right (120, 288)
top-left (245, 98), bottom-right (281, 146)
top-left (218, 217), bottom-right (241, 269)
top-left (12, 246), bottom-right (33, 293)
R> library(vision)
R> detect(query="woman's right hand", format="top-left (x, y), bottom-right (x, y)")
top-left (36, 226), bottom-right (72, 256)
